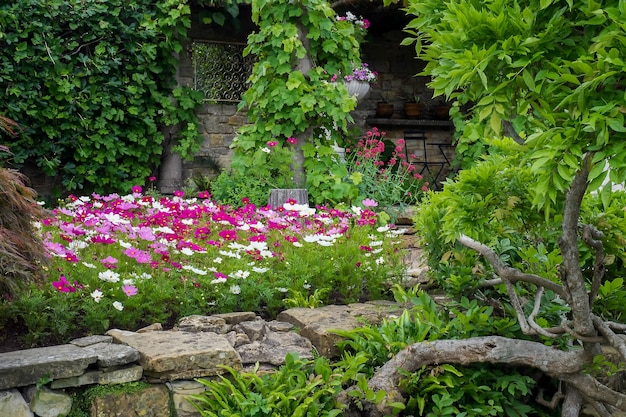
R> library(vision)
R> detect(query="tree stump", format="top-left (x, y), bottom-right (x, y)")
top-left (268, 189), bottom-right (309, 208)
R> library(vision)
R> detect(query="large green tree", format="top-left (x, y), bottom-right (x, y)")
top-left (343, 1), bottom-right (626, 416)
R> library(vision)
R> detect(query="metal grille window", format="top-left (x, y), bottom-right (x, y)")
top-left (192, 41), bottom-right (254, 102)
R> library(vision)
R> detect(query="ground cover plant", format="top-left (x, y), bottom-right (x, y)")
top-left (0, 188), bottom-right (407, 348)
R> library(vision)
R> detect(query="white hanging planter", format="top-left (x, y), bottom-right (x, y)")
top-left (344, 80), bottom-right (370, 101)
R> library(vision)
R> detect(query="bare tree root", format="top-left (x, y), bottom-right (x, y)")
top-left (339, 336), bottom-right (626, 417)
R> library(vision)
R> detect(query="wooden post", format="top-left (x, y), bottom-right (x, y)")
top-left (268, 189), bottom-right (309, 208)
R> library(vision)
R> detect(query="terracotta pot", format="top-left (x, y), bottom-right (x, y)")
top-left (375, 102), bottom-right (394, 118)
top-left (404, 102), bottom-right (424, 119)
top-left (434, 104), bottom-right (451, 120)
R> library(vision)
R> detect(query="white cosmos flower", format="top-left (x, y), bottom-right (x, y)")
top-left (219, 250), bottom-right (241, 259)
top-left (292, 241), bottom-right (303, 247)
top-left (376, 225), bottom-right (391, 233)
top-left (370, 240), bottom-right (383, 247)
top-left (122, 279), bottom-right (135, 285)
top-left (351, 206), bottom-right (363, 215)
top-left (375, 257), bottom-right (385, 265)
top-left (252, 267), bottom-right (268, 273)
top-left (230, 285), bottom-right (241, 295)
top-left (261, 147), bottom-right (271, 153)
top-left (91, 289), bottom-right (103, 303)
top-left (260, 250), bottom-right (273, 258)
top-left (118, 240), bottom-right (132, 249)
top-left (211, 277), bottom-right (227, 284)
top-left (99, 270), bottom-right (120, 283)
top-left (180, 247), bottom-right (194, 256)
top-left (232, 270), bottom-right (250, 279)
top-left (276, 287), bottom-right (288, 293)
top-left (181, 218), bottom-right (193, 225)
top-left (213, 257), bottom-right (223, 264)
top-left (113, 301), bottom-right (124, 311)
top-left (303, 235), bottom-right (320, 243)
top-left (182, 265), bottom-right (207, 275)
top-left (82, 262), bottom-right (97, 269)
top-left (316, 240), bottom-right (334, 247)
top-left (69, 240), bottom-right (88, 251)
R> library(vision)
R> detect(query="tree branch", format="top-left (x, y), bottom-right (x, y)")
top-left (343, 336), bottom-right (592, 416)
top-left (582, 224), bottom-right (605, 307)
top-left (592, 314), bottom-right (626, 362)
top-left (458, 234), bottom-right (567, 298)
top-left (528, 287), bottom-right (560, 338)
top-left (558, 156), bottom-right (595, 337)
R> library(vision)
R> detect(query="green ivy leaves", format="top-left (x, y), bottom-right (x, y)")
top-left (0, 0), bottom-right (203, 195)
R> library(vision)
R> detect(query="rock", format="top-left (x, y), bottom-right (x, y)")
top-left (214, 311), bottom-right (258, 325)
top-left (167, 380), bottom-right (206, 417)
top-left (0, 389), bottom-right (33, 417)
top-left (83, 342), bottom-right (140, 368)
top-left (50, 365), bottom-right (143, 389)
top-left (137, 323), bottom-right (163, 333)
top-left (177, 315), bottom-right (231, 334)
top-left (106, 329), bottom-right (241, 381)
top-left (70, 335), bottom-right (112, 347)
top-left (278, 306), bottom-right (363, 357)
top-left (224, 331), bottom-right (250, 348)
top-left (89, 384), bottom-right (170, 417)
top-left (236, 320), bottom-right (266, 342)
top-left (27, 387), bottom-right (72, 417)
top-left (267, 320), bottom-right (294, 332)
top-left (0, 345), bottom-right (97, 390)
top-left (236, 330), bottom-right (313, 365)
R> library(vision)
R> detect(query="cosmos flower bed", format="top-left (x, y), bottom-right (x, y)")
top-left (14, 189), bottom-right (408, 344)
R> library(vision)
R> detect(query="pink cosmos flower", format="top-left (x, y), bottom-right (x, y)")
top-left (267, 141), bottom-right (278, 148)
top-left (174, 190), bottom-right (185, 197)
top-left (219, 229), bottom-right (237, 241)
top-left (52, 275), bottom-right (77, 293)
top-left (132, 185), bottom-right (142, 194)
top-left (286, 137), bottom-right (297, 145)
top-left (122, 284), bottom-right (138, 297)
top-left (100, 256), bottom-right (119, 269)
top-left (362, 198), bottom-right (378, 207)
top-left (198, 191), bottom-right (211, 199)
top-left (149, 176), bottom-right (157, 182)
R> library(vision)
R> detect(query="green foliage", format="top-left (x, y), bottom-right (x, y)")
top-left (284, 287), bottom-right (329, 309)
top-left (403, 0), bottom-right (626, 217)
top-left (189, 354), bottom-right (344, 417)
top-left (0, 0), bottom-right (204, 195)
top-left (414, 141), bottom-right (555, 293)
top-left (401, 364), bottom-right (541, 417)
top-left (209, 169), bottom-right (291, 207)
top-left (334, 286), bottom-right (547, 416)
top-left (229, 0), bottom-right (365, 202)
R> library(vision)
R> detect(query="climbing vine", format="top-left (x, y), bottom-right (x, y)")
top-left (228, 0), bottom-right (366, 204)
top-left (0, 0), bottom-right (204, 195)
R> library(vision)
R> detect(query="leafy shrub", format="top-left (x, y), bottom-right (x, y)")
top-left (0, 0), bottom-right (203, 195)
top-left (189, 354), bottom-right (344, 417)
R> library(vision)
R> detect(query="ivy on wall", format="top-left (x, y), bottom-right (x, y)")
top-left (0, 0), bottom-right (204, 195)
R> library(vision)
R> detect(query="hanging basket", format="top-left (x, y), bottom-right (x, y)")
top-left (344, 80), bottom-right (370, 101)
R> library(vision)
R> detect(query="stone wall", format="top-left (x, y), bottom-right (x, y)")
top-left (0, 303), bottom-right (410, 417)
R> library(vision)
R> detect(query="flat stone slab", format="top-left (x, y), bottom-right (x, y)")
top-left (50, 365), bottom-right (143, 389)
top-left (106, 329), bottom-right (241, 381)
top-left (0, 345), bottom-right (97, 389)
top-left (83, 342), bottom-right (140, 368)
